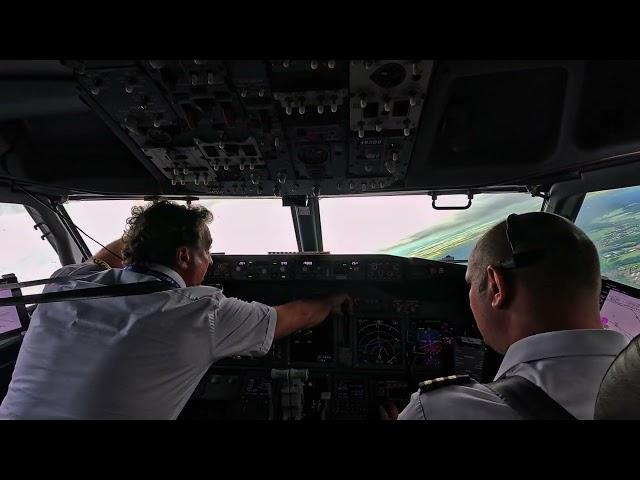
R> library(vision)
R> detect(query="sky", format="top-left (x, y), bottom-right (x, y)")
top-left (0, 205), bottom-right (63, 294)
top-left (64, 199), bottom-right (299, 255)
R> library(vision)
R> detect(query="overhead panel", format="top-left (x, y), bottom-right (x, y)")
top-left (63, 60), bottom-right (435, 197)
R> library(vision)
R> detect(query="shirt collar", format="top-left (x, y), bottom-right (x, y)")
top-left (494, 329), bottom-right (628, 380)
top-left (144, 263), bottom-right (187, 288)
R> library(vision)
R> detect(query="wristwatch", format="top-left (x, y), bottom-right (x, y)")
top-left (92, 258), bottom-right (111, 270)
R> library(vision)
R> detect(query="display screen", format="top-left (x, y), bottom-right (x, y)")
top-left (600, 282), bottom-right (640, 342)
top-left (454, 336), bottom-right (486, 379)
top-left (0, 288), bottom-right (22, 337)
top-left (290, 318), bottom-right (334, 364)
top-left (409, 320), bottom-right (454, 369)
top-left (356, 319), bottom-right (402, 366)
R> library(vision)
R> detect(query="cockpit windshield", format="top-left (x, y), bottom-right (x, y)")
top-left (65, 194), bottom-right (543, 261)
top-left (320, 193), bottom-right (544, 261)
top-left (65, 198), bottom-right (298, 255)
top-left (0, 203), bottom-right (62, 294)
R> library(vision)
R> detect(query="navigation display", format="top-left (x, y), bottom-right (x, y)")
top-left (600, 284), bottom-right (640, 342)
top-left (356, 319), bottom-right (402, 366)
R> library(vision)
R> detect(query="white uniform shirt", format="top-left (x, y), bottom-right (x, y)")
top-left (0, 262), bottom-right (277, 420)
top-left (398, 329), bottom-right (627, 420)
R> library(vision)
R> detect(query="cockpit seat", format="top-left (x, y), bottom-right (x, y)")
top-left (594, 334), bottom-right (640, 419)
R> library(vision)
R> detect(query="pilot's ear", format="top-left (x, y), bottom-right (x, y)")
top-left (486, 265), bottom-right (509, 309)
top-left (175, 246), bottom-right (192, 269)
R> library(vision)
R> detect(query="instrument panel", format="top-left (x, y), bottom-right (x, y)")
top-left (180, 254), bottom-right (491, 420)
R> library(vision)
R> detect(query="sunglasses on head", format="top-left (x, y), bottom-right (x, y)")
top-left (499, 214), bottom-right (546, 269)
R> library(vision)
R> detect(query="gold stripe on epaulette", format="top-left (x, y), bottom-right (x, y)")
top-left (418, 374), bottom-right (473, 392)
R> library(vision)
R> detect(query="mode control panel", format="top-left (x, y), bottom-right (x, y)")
top-left (206, 254), bottom-right (457, 284)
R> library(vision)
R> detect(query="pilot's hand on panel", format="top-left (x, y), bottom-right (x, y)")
top-left (330, 294), bottom-right (353, 316)
top-left (378, 399), bottom-right (399, 421)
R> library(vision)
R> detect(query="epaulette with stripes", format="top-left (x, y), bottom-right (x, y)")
top-left (418, 374), bottom-right (474, 393)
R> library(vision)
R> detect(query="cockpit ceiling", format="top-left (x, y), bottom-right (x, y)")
top-left (1, 60), bottom-right (640, 197)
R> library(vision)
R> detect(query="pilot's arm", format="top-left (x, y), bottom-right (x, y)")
top-left (209, 293), bottom-right (352, 360)
top-left (274, 294), bottom-right (351, 339)
top-left (87, 238), bottom-right (125, 269)
top-left (42, 238), bottom-right (124, 283)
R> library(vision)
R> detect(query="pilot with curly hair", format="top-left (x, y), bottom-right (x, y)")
top-left (0, 201), bottom-right (350, 419)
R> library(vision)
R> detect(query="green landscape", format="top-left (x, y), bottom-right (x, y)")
top-left (382, 186), bottom-right (640, 291)
top-left (575, 187), bottom-right (640, 289)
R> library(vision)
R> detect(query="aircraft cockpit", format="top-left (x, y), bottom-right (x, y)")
top-left (1, 60), bottom-right (640, 420)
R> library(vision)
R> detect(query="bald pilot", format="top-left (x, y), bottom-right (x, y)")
top-left (397, 212), bottom-right (627, 420)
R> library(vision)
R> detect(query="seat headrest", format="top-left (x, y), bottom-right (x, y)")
top-left (595, 334), bottom-right (640, 420)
